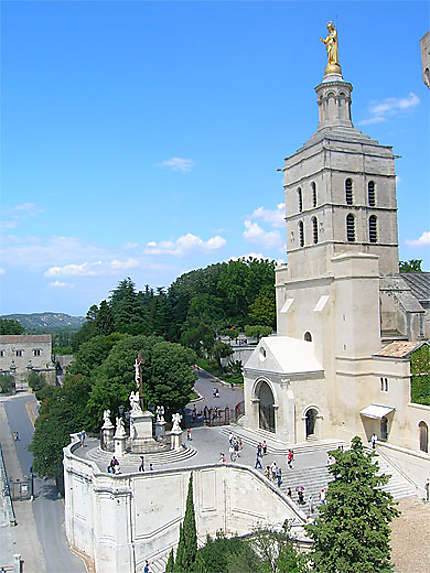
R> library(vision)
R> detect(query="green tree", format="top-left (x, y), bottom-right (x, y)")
top-left (174, 474), bottom-right (198, 572)
top-left (28, 371), bottom-right (46, 393)
top-left (306, 436), bottom-right (399, 573)
top-left (248, 285), bottom-right (276, 328)
top-left (166, 549), bottom-right (175, 572)
top-left (410, 343), bottom-right (430, 405)
top-left (244, 324), bottom-right (272, 341)
top-left (95, 300), bottom-right (114, 336)
top-left (109, 278), bottom-right (149, 335)
top-left (0, 318), bottom-right (25, 335)
top-left (399, 259), bottom-right (423, 272)
top-left (0, 374), bottom-right (15, 394)
top-left (212, 340), bottom-right (233, 372)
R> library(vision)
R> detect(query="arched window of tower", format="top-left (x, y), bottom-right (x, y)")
top-left (369, 215), bottom-right (378, 243)
top-left (345, 178), bottom-right (353, 205)
top-left (304, 331), bottom-right (312, 342)
top-left (311, 181), bottom-right (317, 207)
top-left (312, 216), bottom-right (318, 244)
top-left (368, 181), bottom-right (376, 206)
top-left (346, 213), bottom-right (356, 242)
top-left (298, 220), bottom-right (304, 247)
top-left (297, 187), bottom-right (303, 212)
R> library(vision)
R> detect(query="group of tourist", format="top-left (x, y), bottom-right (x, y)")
top-left (228, 432), bottom-right (243, 461)
top-left (264, 460), bottom-right (283, 487)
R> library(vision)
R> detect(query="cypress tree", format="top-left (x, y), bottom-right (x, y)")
top-left (306, 436), bottom-right (399, 573)
top-left (165, 549), bottom-right (174, 572)
top-left (174, 474), bottom-right (198, 572)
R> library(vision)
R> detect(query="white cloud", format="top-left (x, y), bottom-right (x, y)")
top-left (144, 233), bottom-right (226, 256)
top-left (14, 202), bottom-right (41, 215)
top-left (0, 202), bottom-right (42, 231)
top-left (45, 262), bottom-right (104, 277)
top-left (243, 220), bottom-right (282, 248)
top-left (406, 231), bottom-right (430, 247)
top-left (359, 92), bottom-right (420, 125)
top-left (124, 241), bottom-right (139, 249)
top-left (249, 203), bottom-right (285, 228)
top-left (110, 258), bottom-right (139, 270)
top-left (49, 280), bottom-right (73, 288)
top-left (0, 267), bottom-right (5, 275)
top-left (159, 157), bottom-right (194, 173)
top-left (229, 252), bottom-right (266, 261)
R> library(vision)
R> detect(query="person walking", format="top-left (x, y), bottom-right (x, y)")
top-left (257, 442), bottom-right (263, 457)
top-left (297, 486), bottom-right (305, 505)
top-left (264, 466), bottom-right (271, 481)
top-left (229, 443), bottom-right (237, 462)
top-left (192, 405), bottom-right (197, 423)
top-left (371, 432), bottom-right (378, 450)
top-left (219, 452), bottom-right (226, 464)
top-left (138, 456), bottom-right (144, 472)
top-left (262, 440), bottom-right (268, 456)
top-left (228, 432), bottom-right (234, 446)
top-left (187, 428), bottom-right (192, 441)
top-left (276, 466), bottom-right (282, 487)
top-left (270, 461), bottom-right (278, 481)
top-left (287, 449), bottom-right (294, 469)
top-left (255, 451), bottom-right (263, 470)
top-left (286, 487), bottom-right (292, 499)
top-left (309, 494), bottom-right (314, 514)
top-left (143, 560), bottom-right (150, 573)
top-left (79, 430), bottom-right (86, 448)
top-left (319, 487), bottom-right (326, 505)
top-left (234, 438), bottom-right (240, 458)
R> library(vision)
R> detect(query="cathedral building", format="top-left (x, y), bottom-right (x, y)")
top-left (243, 30), bottom-right (430, 456)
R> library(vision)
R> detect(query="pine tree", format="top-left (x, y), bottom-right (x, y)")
top-left (95, 300), bottom-right (114, 335)
top-left (174, 474), bottom-right (198, 572)
top-left (165, 549), bottom-right (174, 572)
top-left (306, 436), bottom-right (399, 573)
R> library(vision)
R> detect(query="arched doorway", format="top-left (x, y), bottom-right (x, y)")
top-left (304, 331), bottom-right (312, 342)
top-left (419, 421), bottom-right (429, 453)
top-left (305, 408), bottom-right (318, 438)
top-left (381, 417), bottom-right (389, 441)
top-left (257, 381), bottom-right (275, 433)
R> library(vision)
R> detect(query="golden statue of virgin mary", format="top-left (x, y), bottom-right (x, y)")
top-left (321, 21), bottom-right (342, 76)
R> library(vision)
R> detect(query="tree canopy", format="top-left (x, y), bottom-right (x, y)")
top-left (399, 259), bottom-right (423, 272)
top-left (306, 436), bottom-right (399, 573)
top-left (0, 318), bottom-right (25, 335)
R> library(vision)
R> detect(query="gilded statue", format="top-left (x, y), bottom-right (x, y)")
top-left (321, 21), bottom-right (342, 75)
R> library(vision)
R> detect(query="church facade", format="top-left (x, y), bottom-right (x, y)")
top-left (243, 54), bottom-right (430, 457)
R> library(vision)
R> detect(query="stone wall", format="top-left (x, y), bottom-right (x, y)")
top-left (63, 440), bottom-right (306, 573)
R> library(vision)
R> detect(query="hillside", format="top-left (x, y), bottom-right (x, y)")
top-left (1, 313), bottom-right (85, 332)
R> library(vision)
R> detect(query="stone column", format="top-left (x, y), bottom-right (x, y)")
top-left (102, 419), bottom-right (115, 451)
top-left (114, 419), bottom-right (127, 457)
top-left (171, 429), bottom-right (183, 451)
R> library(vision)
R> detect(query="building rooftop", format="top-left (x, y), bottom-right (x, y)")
top-left (400, 272), bottom-right (430, 304)
top-left (374, 341), bottom-right (427, 359)
top-left (0, 334), bottom-right (52, 344)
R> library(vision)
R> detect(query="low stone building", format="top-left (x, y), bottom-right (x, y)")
top-left (0, 334), bottom-right (56, 388)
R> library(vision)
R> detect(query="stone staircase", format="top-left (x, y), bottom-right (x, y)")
top-left (219, 425), bottom-right (345, 455)
top-left (85, 443), bottom-right (197, 471)
top-left (278, 454), bottom-right (417, 517)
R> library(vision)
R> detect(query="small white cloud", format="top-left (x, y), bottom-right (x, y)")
top-left (406, 231), bottom-right (430, 247)
top-left (45, 262), bottom-right (103, 277)
top-left (124, 241), bottom-right (139, 249)
top-left (14, 202), bottom-right (41, 214)
top-left (249, 203), bottom-right (285, 228)
top-left (49, 280), bottom-right (73, 288)
top-left (110, 258), bottom-right (139, 270)
top-left (0, 267), bottom-right (5, 275)
top-left (243, 220), bottom-right (282, 248)
top-left (358, 92), bottom-right (420, 126)
top-left (159, 157), bottom-right (194, 173)
top-left (229, 252), bottom-right (266, 261)
top-left (144, 233), bottom-right (226, 256)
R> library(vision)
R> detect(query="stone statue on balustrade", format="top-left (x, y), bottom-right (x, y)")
top-left (156, 405), bottom-right (165, 423)
top-left (102, 409), bottom-right (113, 429)
top-left (171, 413), bottom-right (182, 433)
top-left (129, 390), bottom-right (144, 417)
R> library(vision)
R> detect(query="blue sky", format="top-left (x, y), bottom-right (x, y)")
top-left (1, 0), bottom-right (429, 315)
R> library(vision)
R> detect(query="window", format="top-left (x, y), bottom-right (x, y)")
top-left (369, 215), bottom-right (377, 243)
top-left (16, 350), bottom-right (23, 357)
top-left (0, 350), bottom-right (4, 357)
top-left (33, 349), bottom-right (41, 357)
top-left (368, 181), bottom-right (376, 206)
top-left (297, 188), bottom-right (303, 212)
top-left (380, 377), bottom-right (388, 392)
top-left (304, 332), bottom-right (312, 342)
top-left (312, 217), bottom-right (318, 244)
top-left (345, 178), bottom-right (353, 205)
top-left (311, 182), bottom-right (317, 207)
top-left (346, 214), bottom-right (355, 242)
top-left (298, 221), bottom-right (304, 247)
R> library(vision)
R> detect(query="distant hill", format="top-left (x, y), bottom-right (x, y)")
top-left (1, 313), bottom-right (85, 332)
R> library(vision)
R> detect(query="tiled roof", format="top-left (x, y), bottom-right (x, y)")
top-left (374, 341), bottom-right (427, 359)
top-left (400, 272), bottom-right (430, 303)
top-left (0, 334), bottom-right (52, 344)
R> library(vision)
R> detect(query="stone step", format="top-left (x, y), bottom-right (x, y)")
top-left (219, 426), bottom-right (345, 455)
top-left (85, 444), bottom-right (197, 469)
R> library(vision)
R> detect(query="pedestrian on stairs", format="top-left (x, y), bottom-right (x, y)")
top-left (143, 560), bottom-right (150, 573)
top-left (262, 440), bottom-right (268, 455)
top-left (309, 494), bottom-right (314, 514)
top-left (287, 449), bottom-right (294, 469)
top-left (371, 432), bottom-right (378, 450)
top-left (257, 442), bottom-right (263, 457)
top-left (319, 487), bottom-right (326, 505)
top-left (255, 451), bottom-right (263, 469)
top-left (276, 467), bottom-right (282, 487)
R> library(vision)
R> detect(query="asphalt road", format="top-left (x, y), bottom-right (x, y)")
top-left (4, 395), bottom-right (86, 573)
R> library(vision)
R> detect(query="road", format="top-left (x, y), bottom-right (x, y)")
top-left (3, 394), bottom-right (86, 573)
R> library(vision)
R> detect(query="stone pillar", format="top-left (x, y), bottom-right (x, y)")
top-left (171, 429), bottom-right (183, 451)
top-left (129, 410), bottom-right (155, 453)
top-left (114, 418), bottom-right (127, 457)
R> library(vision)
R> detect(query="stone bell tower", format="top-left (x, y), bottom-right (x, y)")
top-left (281, 26), bottom-right (399, 284)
